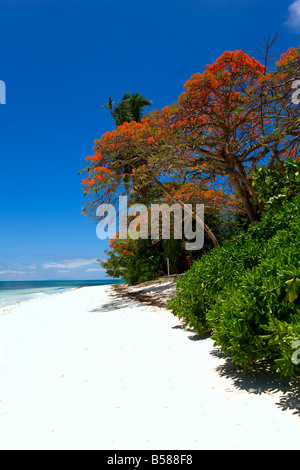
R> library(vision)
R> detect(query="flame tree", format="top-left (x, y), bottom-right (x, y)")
top-left (81, 106), bottom-right (230, 247)
top-left (81, 46), bottom-right (300, 247)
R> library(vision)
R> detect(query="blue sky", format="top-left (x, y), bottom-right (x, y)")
top-left (0, 0), bottom-right (299, 281)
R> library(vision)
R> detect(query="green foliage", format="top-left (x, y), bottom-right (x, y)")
top-left (100, 237), bottom-right (185, 286)
top-left (168, 194), bottom-right (300, 377)
top-left (100, 238), bottom-right (164, 285)
top-left (208, 224), bottom-right (300, 377)
top-left (252, 157), bottom-right (300, 206)
top-left (102, 92), bottom-right (152, 126)
top-left (163, 237), bottom-right (185, 275)
top-left (168, 230), bottom-right (264, 336)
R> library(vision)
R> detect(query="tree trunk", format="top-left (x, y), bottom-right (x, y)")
top-left (230, 176), bottom-right (259, 222)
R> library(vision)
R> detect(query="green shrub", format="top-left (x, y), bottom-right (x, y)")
top-left (208, 227), bottom-right (300, 376)
top-left (101, 238), bottom-right (165, 285)
top-left (101, 236), bottom-right (186, 285)
top-left (168, 194), bottom-right (300, 376)
top-left (252, 157), bottom-right (300, 206)
top-left (167, 234), bottom-right (262, 336)
top-left (169, 195), bottom-right (299, 331)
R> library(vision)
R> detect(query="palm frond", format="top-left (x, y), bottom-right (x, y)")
top-left (102, 92), bottom-right (152, 125)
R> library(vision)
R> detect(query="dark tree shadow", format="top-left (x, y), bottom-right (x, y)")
top-left (172, 323), bottom-right (211, 341)
top-left (89, 285), bottom-right (300, 416)
top-left (210, 347), bottom-right (300, 416)
top-left (89, 295), bottom-right (140, 313)
top-left (111, 281), bottom-right (176, 308)
top-left (172, 324), bottom-right (195, 332)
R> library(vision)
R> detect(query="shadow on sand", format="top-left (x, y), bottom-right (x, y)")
top-left (89, 294), bottom-right (141, 313)
top-left (212, 348), bottom-right (300, 416)
top-left (173, 322), bottom-right (300, 416)
top-left (172, 323), bottom-right (210, 341)
top-left (93, 287), bottom-right (300, 417)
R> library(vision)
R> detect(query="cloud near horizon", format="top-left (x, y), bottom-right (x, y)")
top-left (0, 270), bottom-right (28, 275)
top-left (0, 263), bottom-right (37, 276)
top-left (0, 258), bottom-right (107, 280)
top-left (85, 268), bottom-right (105, 273)
top-left (42, 258), bottom-right (100, 270)
top-left (287, 0), bottom-right (300, 30)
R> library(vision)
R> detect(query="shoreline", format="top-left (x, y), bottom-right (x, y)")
top-left (0, 284), bottom-right (299, 450)
top-left (0, 286), bottom-right (83, 316)
top-left (0, 281), bottom-right (122, 316)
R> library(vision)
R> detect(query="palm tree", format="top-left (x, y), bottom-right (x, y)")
top-left (102, 92), bottom-right (152, 198)
top-left (102, 92), bottom-right (152, 126)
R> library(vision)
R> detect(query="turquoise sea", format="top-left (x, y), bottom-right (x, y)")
top-left (0, 280), bottom-right (124, 309)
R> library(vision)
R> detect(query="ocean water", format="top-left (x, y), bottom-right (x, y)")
top-left (0, 280), bottom-right (124, 309)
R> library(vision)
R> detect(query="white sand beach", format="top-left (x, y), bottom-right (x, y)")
top-left (0, 283), bottom-right (299, 450)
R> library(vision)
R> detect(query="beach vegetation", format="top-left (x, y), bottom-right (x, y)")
top-left (81, 40), bottom-right (300, 377)
top-left (169, 159), bottom-right (300, 376)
